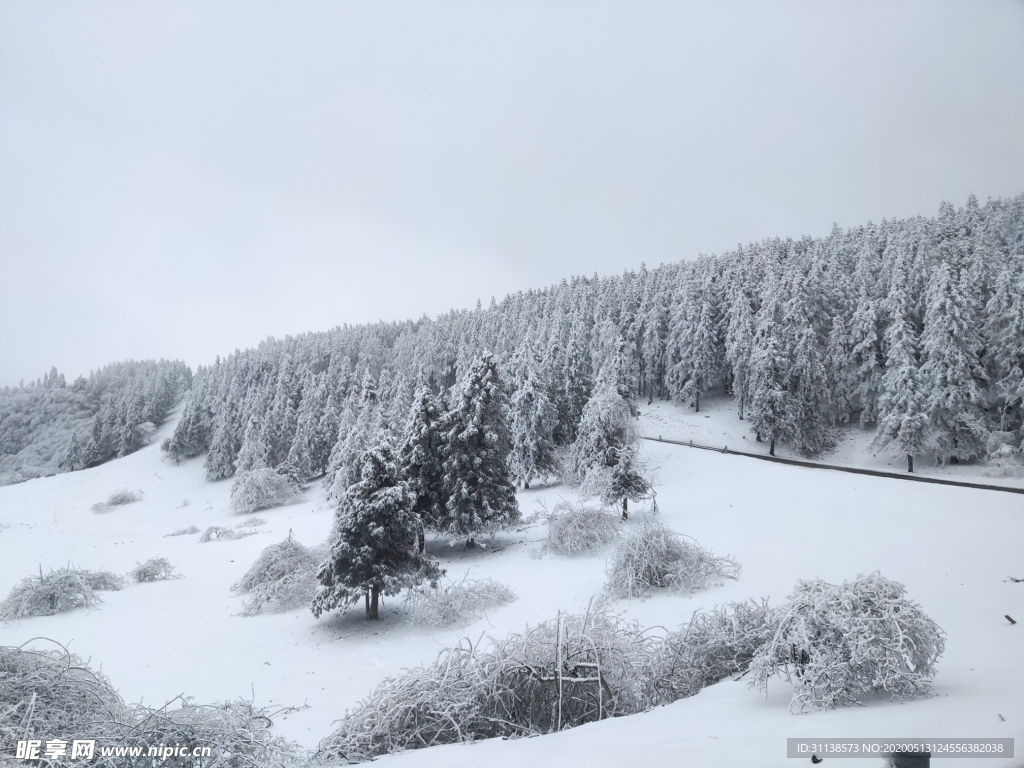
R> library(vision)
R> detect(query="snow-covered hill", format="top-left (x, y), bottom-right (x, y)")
top-left (1, 411), bottom-right (1022, 767)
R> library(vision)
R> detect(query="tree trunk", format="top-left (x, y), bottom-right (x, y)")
top-left (695, 390), bottom-right (700, 413)
top-left (524, 480), bottom-right (530, 490)
top-left (364, 590), bottom-right (370, 619)
top-left (756, 432), bottom-right (761, 442)
top-left (907, 454), bottom-right (914, 474)
top-left (769, 438), bottom-right (775, 457)
top-left (621, 497), bottom-right (628, 522)
top-left (369, 585), bottom-right (380, 620)
top-left (416, 516), bottom-right (425, 554)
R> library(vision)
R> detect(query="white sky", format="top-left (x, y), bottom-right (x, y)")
top-left (2, 0), bottom-right (1023, 387)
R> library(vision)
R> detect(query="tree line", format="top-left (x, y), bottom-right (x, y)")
top-left (0, 360), bottom-right (192, 485)
top-left (165, 194), bottom-right (1023, 487)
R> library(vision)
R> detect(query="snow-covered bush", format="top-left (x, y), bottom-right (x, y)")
top-left (199, 526), bottom-right (256, 543)
top-left (0, 642), bottom-right (307, 767)
top-left (403, 577), bottom-right (516, 627)
top-left (544, 500), bottom-right (620, 555)
top-left (650, 600), bottom-right (779, 703)
top-left (164, 524), bottom-right (200, 537)
top-left (91, 489), bottom-right (142, 512)
top-left (605, 521), bottom-right (740, 599)
top-left (230, 468), bottom-right (301, 515)
top-left (236, 517), bottom-right (267, 528)
top-left (984, 432), bottom-right (1024, 477)
top-left (315, 606), bottom-right (655, 762)
top-left (82, 570), bottom-right (126, 592)
top-left (750, 573), bottom-right (946, 713)
top-left (127, 558), bottom-right (180, 583)
top-left (232, 535), bottom-right (324, 616)
top-left (0, 567), bottom-right (123, 620)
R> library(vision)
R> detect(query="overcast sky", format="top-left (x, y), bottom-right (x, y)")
top-left (1, 0), bottom-right (1023, 387)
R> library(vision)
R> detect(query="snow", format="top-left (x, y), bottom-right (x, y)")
top-left (639, 395), bottom-right (1024, 490)
top-left (1, 407), bottom-right (1023, 767)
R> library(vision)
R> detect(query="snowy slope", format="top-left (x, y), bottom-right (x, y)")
top-left (1, 411), bottom-right (1023, 767)
top-left (639, 395), bottom-right (1024, 489)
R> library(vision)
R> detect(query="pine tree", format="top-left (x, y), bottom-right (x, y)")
top-left (508, 367), bottom-right (559, 489)
top-left (747, 282), bottom-right (792, 457)
top-left (325, 369), bottom-right (382, 499)
top-left (234, 415), bottom-right (270, 473)
top-left (439, 353), bottom-right (520, 544)
top-left (312, 444), bottom-right (443, 620)
top-left (58, 432), bottom-right (83, 472)
top-left (570, 369), bottom-right (648, 517)
top-left (874, 305), bottom-right (927, 472)
top-left (399, 384), bottom-right (448, 537)
top-left (920, 260), bottom-right (989, 463)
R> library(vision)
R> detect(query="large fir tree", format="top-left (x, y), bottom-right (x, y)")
top-left (439, 353), bottom-right (520, 544)
top-left (312, 444), bottom-right (443, 620)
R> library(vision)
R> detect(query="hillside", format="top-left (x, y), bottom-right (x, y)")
top-left (1, 409), bottom-right (1022, 766)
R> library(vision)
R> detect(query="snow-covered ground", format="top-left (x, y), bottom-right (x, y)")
top-left (1, 407), bottom-right (1022, 767)
top-left (640, 394), bottom-right (1024, 489)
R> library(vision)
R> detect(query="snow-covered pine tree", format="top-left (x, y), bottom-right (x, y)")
top-left (58, 432), bottom-right (84, 472)
top-left (920, 259), bottom-right (989, 463)
top-left (747, 274), bottom-right (793, 457)
top-left (508, 365), bottom-right (558, 489)
top-left (235, 415), bottom-right (270, 473)
top-left (848, 289), bottom-right (884, 426)
top-left (874, 305), bottom-right (928, 472)
top-left (984, 265), bottom-right (1024, 436)
top-left (782, 270), bottom-right (833, 453)
top-left (570, 365), bottom-right (648, 517)
top-left (724, 282), bottom-right (756, 420)
top-left (325, 368), bottom-right (383, 499)
top-left (399, 383), bottom-right (448, 538)
top-left (312, 443), bottom-right (443, 620)
top-left (439, 353), bottom-right (520, 544)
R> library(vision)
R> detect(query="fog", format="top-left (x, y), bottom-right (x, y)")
top-left (2, 0), bottom-right (1023, 386)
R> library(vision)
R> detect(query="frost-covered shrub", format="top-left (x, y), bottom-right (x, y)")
top-left (164, 525), bottom-right (201, 537)
top-left (107, 489), bottom-right (141, 506)
top-left (236, 517), bottom-right (267, 528)
top-left (0, 568), bottom-right (122, 620)
top-left (127, 558), bottom-right (180, 583)
top-left (605, 522), bottom-right (740, 599)
top-left (316, 606), bottom-right (655, 763)
top-left (984, 433), bottom-right (1024, 477)
top-left (199, 526), bottom-right (256, 543)
top-left (230, 469), bottom-right (301, 514)
top-left (0, 643), bottom-right (308, 767)
top-left (650, 600), bottom-right (779, 703)
top-left (232, 535), bottom-right (324, 616)
top-left (404, 578), bottom-right (516, 627)
top-left (544, 501), bottom-right (620, 555)
top-left (750, 573), bottom-right (946, 713)
top-left (82, 570), bottom-right (126, 592)
top-left (91, 489), bottom-right (142, 512)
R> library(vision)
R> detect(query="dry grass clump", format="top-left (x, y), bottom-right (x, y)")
top-left (0, 567), bottom-right (123, 620)
top-left (315, 605), bottom-right (656, 763)
top-left (544, 501), bottom-right (620, 555)
top-left (91, 489), bottom-right (142, 512)
top-left (232, 535), bottom-right (324, 616)
top-left (649, 600), bottom-right (779, 703)
top-left (199, 526), bottom-right (256, 543)
top-left (0, 642), bottom-right (309, 767)
top-left (127, 557), bottom-right (180, 583)
top-left (750, 573), bottom-right (946, 713)
top-left (404, 577), bottom-right (516, 627)
top-left (605, 521), bottom-right (740, 599)
top-left (164, 525), bottom-right (201, 537)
